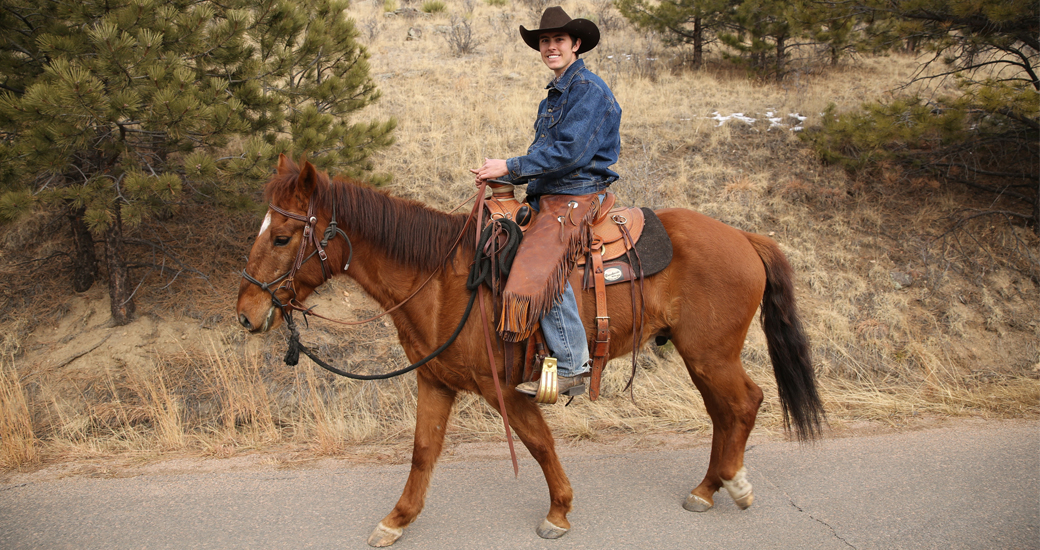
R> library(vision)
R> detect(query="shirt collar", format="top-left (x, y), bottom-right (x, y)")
top-left (545, 59), bottom-right (586, 91)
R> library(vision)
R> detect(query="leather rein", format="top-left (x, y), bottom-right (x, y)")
top-left (239, 183), bottom-right (512, 382)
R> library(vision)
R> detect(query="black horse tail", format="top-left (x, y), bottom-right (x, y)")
top-left (744, 232), bottom-right (825, 442)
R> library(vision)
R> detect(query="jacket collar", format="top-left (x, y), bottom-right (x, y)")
top-left (546, 59), bottom-right (586, 92)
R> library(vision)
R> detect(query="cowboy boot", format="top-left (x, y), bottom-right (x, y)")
top-left (516, 358), bottom-right (588, 402)
top-left (516, 375), bottom-right (587, 399)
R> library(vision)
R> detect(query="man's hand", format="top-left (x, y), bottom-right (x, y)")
top-left (469, 158), bottom-right (508, 185)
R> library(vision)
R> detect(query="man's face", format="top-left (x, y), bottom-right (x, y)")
top-left (539, 32), bottom-right (580, 76)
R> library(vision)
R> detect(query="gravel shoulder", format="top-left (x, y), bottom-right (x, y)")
top-left (2, 415), bottom-right (1029, 485)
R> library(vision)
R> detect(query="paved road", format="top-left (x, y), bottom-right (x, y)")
top-left (1, 421), bottom-right (1037, 549)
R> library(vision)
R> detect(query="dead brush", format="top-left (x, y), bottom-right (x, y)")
top-left (444, 15), bottom-right (479, 56)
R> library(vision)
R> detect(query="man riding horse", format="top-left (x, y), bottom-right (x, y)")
top-left (237, 7), bottom-right (823, 545)
top-left (470, 6), bottom-right (621, 399)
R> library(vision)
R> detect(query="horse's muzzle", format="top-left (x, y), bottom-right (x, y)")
top-left (239, 306), bottom-right (279, 333)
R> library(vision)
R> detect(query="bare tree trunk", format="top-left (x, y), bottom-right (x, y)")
top-left (905, 36), bottom-right (918, 53)
top-left (1033, 182), bottom-right (1039, 237)
top-left (104, 204), bottom-right (135, 325)
top-left (693, 17), bottom-right (703, 69)
top-left (775, 34), bottom-right (786, 81)
top-left (67, 207), bottom-right (97, 293)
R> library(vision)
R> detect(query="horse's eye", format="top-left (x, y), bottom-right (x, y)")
top-left (274, 236), bottom-right (291, 247)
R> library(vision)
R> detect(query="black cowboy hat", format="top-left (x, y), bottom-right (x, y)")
top-left (519, 6), bottom-right (600, 55)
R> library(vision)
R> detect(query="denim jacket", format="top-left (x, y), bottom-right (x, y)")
top-left (502, 59), bottom-right (621, 197)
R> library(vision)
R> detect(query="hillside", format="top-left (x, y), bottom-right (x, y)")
top-left (1, 0), bottom-right (1037, 470)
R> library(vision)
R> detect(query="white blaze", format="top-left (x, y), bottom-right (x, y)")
top-left (258, 211), bottom-right (272, 236)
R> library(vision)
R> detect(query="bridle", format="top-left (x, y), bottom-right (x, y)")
top-left (240, 190), bottom-right (352, 324)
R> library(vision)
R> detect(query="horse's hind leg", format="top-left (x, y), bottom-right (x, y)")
top-left (677, 348), bottom-right (764, 512)
top-left (369, 372), bottom-right (457, 547)
top-left (477, 383), bottom-right (574, 539)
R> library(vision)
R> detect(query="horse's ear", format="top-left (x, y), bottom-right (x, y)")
top-left (295, 159), bottom-right (318, 205)
top-left (276, 153), bottom-right (294, 175)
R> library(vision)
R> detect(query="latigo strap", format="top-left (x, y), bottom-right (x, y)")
top-left (588, 235), bottom-right (610, 400)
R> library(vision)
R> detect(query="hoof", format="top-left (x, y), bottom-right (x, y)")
top-left (733, 492), bottom-right (754, 509)
top-left (367, 521), bottom-right (403, 547)
top-left (722, 466), bottom-right (754, 510)
top-left (683, 493), bottom-right (714, 512)
top-left (536, 519), bottom-right (569, 539)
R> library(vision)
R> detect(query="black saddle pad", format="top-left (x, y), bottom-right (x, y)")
top-left (582, 208), bottom-right (672, 289)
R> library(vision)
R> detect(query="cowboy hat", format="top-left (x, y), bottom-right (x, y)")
top-left (519, 6), bottom-right (600, 55)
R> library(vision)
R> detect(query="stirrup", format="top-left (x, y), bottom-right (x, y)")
top-left (534, 357), bottom-right (558, 404)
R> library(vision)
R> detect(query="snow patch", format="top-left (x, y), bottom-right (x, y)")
top-left (704, 110), bottom-right (806, 131)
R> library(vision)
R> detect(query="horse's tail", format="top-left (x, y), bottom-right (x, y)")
top-left (743, 232), bottom-right (824, 442)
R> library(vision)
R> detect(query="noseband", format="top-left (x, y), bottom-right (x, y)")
top-left (240, 191), bottom-right (352, 322)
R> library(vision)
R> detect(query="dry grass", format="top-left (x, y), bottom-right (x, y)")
top-left (0, 0), bottom-right (1037, 470)
top-left (0, 359), bottom-right (38, 468)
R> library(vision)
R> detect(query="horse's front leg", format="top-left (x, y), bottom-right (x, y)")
top-left (368, 371), bottom-right (457, 547)
top-left (478, 382), bottom-right (574, 539)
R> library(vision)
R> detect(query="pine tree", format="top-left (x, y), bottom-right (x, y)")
top-left (615, 0), bottom-right (732, 69)
top-left (616, 0), bottom-right (869, 78)
top-left (0, 0), bottom-right (396, 325)
top-left (717, 0), bottom-right (799, 78)
top-left (804, 0), bottom-right (1039, 234)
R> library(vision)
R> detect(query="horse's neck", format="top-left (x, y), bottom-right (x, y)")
top-left (325, 184), bottom-right (473, 317)
top-left (336, 239), bottom-right (472, 332)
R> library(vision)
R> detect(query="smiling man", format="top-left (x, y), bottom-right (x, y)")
top-left (471, 6), bottom-right (622, 398)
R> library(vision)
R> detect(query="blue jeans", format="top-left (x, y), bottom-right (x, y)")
top-left (542, 282), bottom-right (590, 377)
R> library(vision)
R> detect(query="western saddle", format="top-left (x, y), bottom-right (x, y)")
top-left (482, 183), bottom-right (648, 403)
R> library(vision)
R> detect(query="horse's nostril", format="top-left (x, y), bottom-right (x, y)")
top-left (239, 313), bottom-right (253, 330)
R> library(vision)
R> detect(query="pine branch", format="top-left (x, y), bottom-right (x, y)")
top-left (996, 107), bottom-right (1040, 132)
top-left (931, 163), bottom-right (1037, 181)
top-left (941, 174), bottom-right (1036, 206)
top-left (12, 251), bottom-right (69, 268)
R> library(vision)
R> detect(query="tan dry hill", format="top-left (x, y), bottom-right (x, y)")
top-left (2, 0), bottom-right (1037, 470)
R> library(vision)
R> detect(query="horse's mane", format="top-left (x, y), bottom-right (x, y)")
top-left (264, 160), bottom-right (476, 272)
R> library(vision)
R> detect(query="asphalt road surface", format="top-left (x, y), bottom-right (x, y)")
top-left (1, 421), bottom-right (1037, 549)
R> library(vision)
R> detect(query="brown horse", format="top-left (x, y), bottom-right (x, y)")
top-left (236, 156), bottom-right (823, 547)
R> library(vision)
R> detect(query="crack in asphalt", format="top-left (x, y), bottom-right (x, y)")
top-left (759, 473), bottom-right (857, 549)
top-left (785, 497), bottom-right (857, 549)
